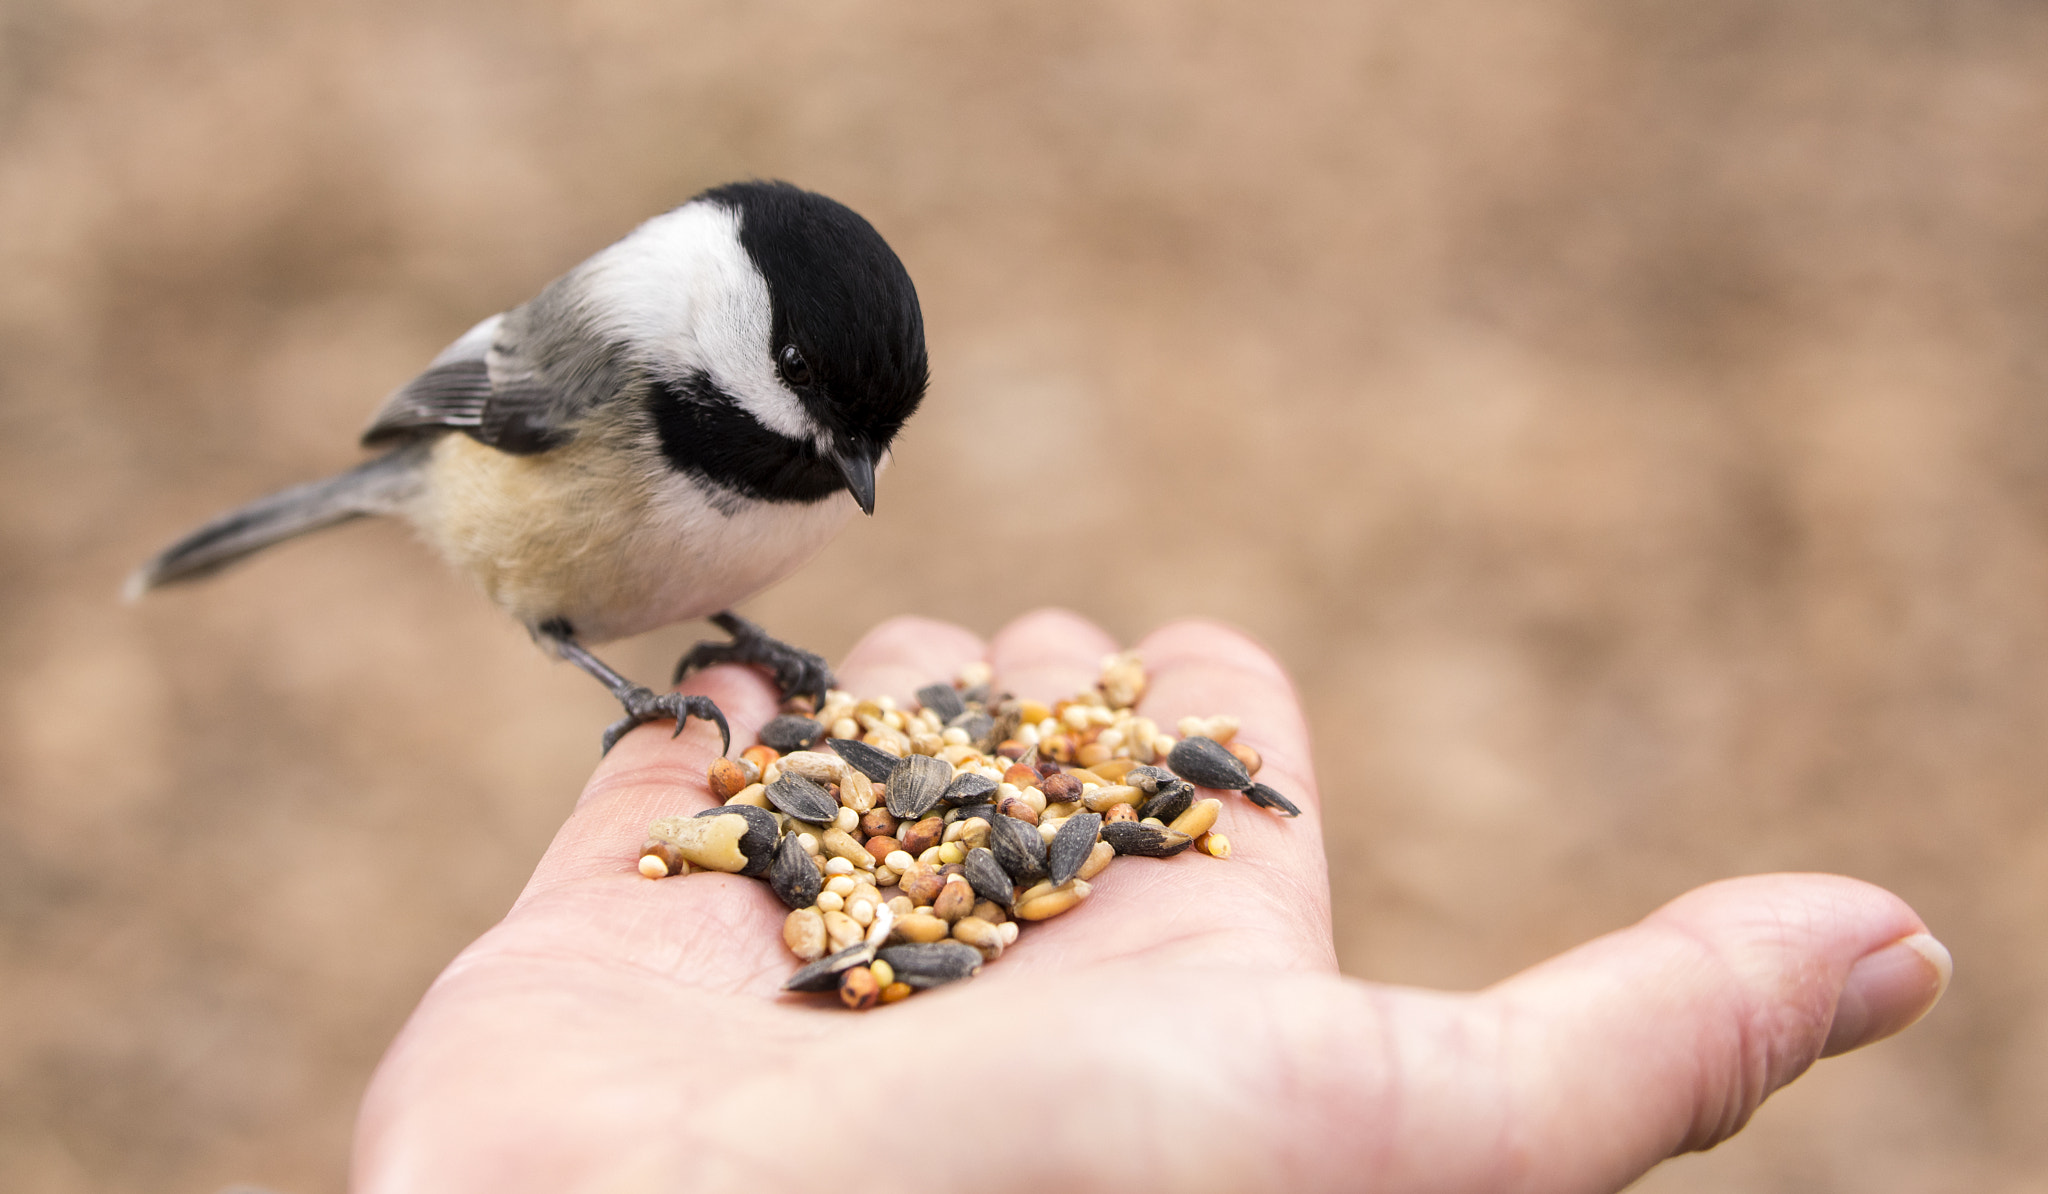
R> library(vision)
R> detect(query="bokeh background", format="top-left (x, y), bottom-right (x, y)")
top-left (3, 1), bottom-right (2044, 1190)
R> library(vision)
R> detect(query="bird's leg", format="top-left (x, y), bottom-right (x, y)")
top-left (672, 611), bottom-right (834, 710)
top-left (540, 622), bottom-right (732, 757)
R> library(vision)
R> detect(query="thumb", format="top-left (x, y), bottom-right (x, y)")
top-left (1428, 873), bottom-right (1951, 1192)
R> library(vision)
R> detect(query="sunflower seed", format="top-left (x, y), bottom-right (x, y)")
top-left (946, 800), bottom-right (997, 825)
top-left (783, 941), bottom-right (876, 992)
top-left (885, 753), bottom-right (952, 820)
top-left (990, 814), bottom-right (1048, 885)
top-left (760, 714), bottom-right (826, 753)
top-left (828, 736), bottom-right (901, 783)
top-left (764, 773), bottom-right (839, 824)
top-left (1244, 781), bottom-right (1302, 817)
top-left (1100, 820), bottom-right (1195, 858)
top-left (948, 711), bottom-right (996, 750)
top-left (770, 832), bottom-right (823, 909)
top-left (1047, 811), bottom-right (1102, 886)
top-left (877, 941), bottom-right (984, 989)
top-left (1166, 736), bottom-right (1253, 791)
top-left (941, 772), bottom-right (998, 808)
top-left (1124, 766), bottom-right (1181, 795)
top-left (1136, 781), bottom-right (1194, 825)
top-left (916, 682), bottom-right (967, 724)
top-left (964, 846), bottom-right (1015, 907)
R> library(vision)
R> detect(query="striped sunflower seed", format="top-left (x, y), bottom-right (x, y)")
top-left (770, 832), bottom-right (823, 910)
top-left (1136, 781), bottom-right (1194, 825)
top-left (990, 814), bottom-right (1048, 885)
top-left (877, 941), bottom-right (984, 989)
top-left (1244, 781), bottom-right (1302, 817)
top-left (915, 682), bottom-right (967, 723)
top-left (940, 772), bottom-right (998, 808)
top-left (759, 714), bottom-right (826, 753)
top-left (963, 846), bottom-right (1016, 907)
top-left (765, 772), bottom-right (839, 825)
top-left (885, 753), bottom-right (952, 820)
top-left (827, 736), bottom-right (901, 783)
top-left (1047, 811), bottom-right (1102, 886)
top-left (948, 711), bottom-right (996, 750)
top-left (1124, 765), bottom-right (1180, 795)
top-left (1166, 736), bottom-right (1253, 791)
top-left (783, 941), bottom-right (877, 992)
top-left (1100, 820), bottom-right (1195, 858)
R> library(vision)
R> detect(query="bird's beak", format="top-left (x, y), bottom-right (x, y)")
top-left (834, 447), bottom-right (878, 515)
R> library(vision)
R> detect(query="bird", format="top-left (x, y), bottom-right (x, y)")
top-left (128, 180), bottom-right (929, 755)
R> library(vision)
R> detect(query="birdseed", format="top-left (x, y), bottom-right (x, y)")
top-left (635, 649), bottom-right (1300, 1008)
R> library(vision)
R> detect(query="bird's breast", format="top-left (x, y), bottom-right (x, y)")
top-left (409, 433), bottom-right (857, 643)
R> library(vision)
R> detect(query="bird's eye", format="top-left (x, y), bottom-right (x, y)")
top-left (777, 344), bottom-right (813, 388)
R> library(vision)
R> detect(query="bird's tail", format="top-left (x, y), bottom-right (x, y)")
top-left (125, 442), bottom-right (431, 599)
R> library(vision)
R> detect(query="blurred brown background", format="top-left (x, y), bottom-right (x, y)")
top-left (2, 0), bottom-right (2043, 1190)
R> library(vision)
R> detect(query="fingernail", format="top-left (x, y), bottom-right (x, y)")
top-left (1821, 932), bottom-right (1953, 1057)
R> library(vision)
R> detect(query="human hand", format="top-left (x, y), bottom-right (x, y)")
top-left (352, 609), bottom-right (1951, 1194)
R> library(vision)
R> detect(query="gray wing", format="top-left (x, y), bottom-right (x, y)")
top-left (361, 282), bottom-right (636, 455)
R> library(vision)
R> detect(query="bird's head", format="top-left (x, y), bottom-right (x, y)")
top-left (630, 181), bottom-right (928, 515)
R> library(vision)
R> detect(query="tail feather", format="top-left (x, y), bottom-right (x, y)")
top-left (126, 443), bottom-right (430, 599)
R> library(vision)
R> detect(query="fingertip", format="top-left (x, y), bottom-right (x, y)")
top-left (1136, 618), bottom-right (1292, 685)
top-left (836, 616), bottom-right (986, 706)
top-left (1470, 872), bottom-right (1944, 1186)
top-left (988, 608), bottom-right (1121, 702)
top-left (1820, 931), bottom-right (1953, 1057)
top-left (1134, 617), bottom-right (1316, 818)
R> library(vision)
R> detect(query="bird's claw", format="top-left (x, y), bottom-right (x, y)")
top-left (600, 687), bottom-right (732, 757)
top-left (673, 612), bottom-right (834, 708)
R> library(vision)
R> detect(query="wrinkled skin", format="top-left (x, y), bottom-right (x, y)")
top-left (355, 610), bottom-right (1949, 1194)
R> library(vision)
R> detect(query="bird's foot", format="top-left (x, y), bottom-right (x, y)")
top-left (601, 686), bottom-right (732, 757)
top-left (673, 611), bottom-right (834, 708)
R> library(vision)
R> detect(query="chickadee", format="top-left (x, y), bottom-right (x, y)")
top-left (129, 181), bottom-right (929, 754)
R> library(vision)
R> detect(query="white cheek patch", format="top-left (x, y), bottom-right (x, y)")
top-left (579, 202), bottom-right (819, 442)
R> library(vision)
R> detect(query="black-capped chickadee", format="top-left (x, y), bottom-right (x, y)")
top-left (129, 181), bottom-right (929, 754)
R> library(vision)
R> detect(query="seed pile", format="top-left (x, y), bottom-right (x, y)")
top-left (636, 651), bottom-right (1300, 1010)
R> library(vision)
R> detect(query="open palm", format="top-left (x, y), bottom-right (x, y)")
top-left (353, 610), bottom-right (1949, 1194)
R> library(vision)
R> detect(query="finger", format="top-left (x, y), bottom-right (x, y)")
top-left (987, 607), bottom-right (1119, 703)
top-left (833, 615), bottom-right (986, 706)
top-left (1130, 618), bottom-right (1333, 962)
top-left (521, 663), bottom-right (782, 894)
top-left (1345, 873), bottom-right (1950, 1193)
top-left (983, 615), bottom-right (1337, 975)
